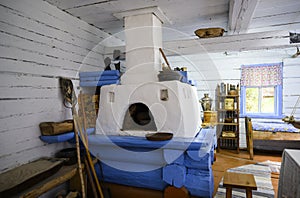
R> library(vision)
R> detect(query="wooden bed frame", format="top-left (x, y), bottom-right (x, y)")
top-left (245, 117), bottom-right (300, 152)
top-left (253, 130), bottom-right (300, 141)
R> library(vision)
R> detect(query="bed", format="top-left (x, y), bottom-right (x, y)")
top-left (245, 117), bottom-right (300, 152)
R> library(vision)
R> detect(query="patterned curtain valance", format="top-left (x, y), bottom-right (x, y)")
top-left (241, 63), bottom-right (283, 86)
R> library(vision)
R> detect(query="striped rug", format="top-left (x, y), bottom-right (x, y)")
top-left (215, 164), bottom-right (274, 198)
top-left (256, 160), bottom-right (281, 174)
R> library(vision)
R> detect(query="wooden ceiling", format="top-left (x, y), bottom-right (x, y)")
top-left (45, 0), bottom-right (299, 37)
top-left (45, 0), bottom-right (300, 52)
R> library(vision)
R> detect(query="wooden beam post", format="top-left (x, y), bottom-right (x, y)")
top-left (228, 0), bottom-right (259, 34)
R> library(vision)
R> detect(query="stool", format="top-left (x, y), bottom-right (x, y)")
top-left (223, 172), bottom-right (257, 198)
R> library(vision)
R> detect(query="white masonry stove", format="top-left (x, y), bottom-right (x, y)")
top-left (96, 7), bottom-right (201, 138)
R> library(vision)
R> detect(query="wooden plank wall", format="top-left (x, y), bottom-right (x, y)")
top-left (168, 48), bottom-right (300, 148)
top-left (0, 0), bottom-right (108, 173)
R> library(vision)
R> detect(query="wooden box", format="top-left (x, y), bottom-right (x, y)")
top-left (224, 98), bottom-right (234, 110)
top-left (203, 111), bottom-right (217, 124)
top-left (39, 120), bottom-right (74, 136)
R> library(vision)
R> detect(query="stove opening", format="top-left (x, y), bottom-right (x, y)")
top-left (122, 103), bottom-right (157, 131)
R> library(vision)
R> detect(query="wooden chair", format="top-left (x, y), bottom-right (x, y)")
top-left (245, 117), bottom-right (254, 160)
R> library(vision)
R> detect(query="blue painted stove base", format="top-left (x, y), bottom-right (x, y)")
top-left (89, 127), bottom-right (216, 198)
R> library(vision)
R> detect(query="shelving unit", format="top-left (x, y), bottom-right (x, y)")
top-left (216, 83), bottom-right (240, 153)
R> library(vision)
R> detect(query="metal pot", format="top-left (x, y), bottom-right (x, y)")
top-left (200, 93), bottom-right (212, 111)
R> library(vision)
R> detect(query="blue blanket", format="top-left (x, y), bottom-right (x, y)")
top-left (79, 80), bottom-right (120, 87)
top-left (252, 121), bottom-right (300, 133)
top-left (80, 75), bottom-right (120, 81)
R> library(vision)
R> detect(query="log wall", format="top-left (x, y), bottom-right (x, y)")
top-left (0, 0), bottom-right (107, 173)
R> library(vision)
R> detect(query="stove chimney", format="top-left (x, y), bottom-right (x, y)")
top-left (114, 7), bottom-right (169, 84)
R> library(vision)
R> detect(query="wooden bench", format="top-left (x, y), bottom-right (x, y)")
top-left (0, 158), bottom-right (97, 198)
top-left (223, 172), bottom-right (257, 198)
top-left (19, 163), bottom-right (83, 198)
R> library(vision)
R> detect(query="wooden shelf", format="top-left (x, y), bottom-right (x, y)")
top-left (217, 109), bottom-right (239, 112)
top-left (220, 136), bottom-right (237, 139)
top-left (217, 123), bottom-right (239, 126)
top-left (217, 94), bottom-right (239, 97)
top-left (216, 83), bottom-right (240, 153)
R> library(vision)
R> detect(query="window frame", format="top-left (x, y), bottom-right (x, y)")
top-left (240, 84), bottom-right (283, 118)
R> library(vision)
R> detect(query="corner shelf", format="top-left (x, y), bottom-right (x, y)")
top-left (217, 123), bottom-right (239, 126)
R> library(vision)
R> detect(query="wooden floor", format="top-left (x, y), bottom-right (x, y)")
top-left (213, 149), bottom-right (282, 198)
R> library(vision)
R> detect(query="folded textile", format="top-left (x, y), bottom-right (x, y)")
top-left (80, 75), bottom-right (120, 82)
top-left (40, 132), bottom-right (74, 143)
top-left (79, 80), bottom-right (120, 87)
top-left (79, 70), bottom-right (120, 78)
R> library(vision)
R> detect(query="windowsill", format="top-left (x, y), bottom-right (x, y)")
top-left (239, 114), bottom-right (284, 119)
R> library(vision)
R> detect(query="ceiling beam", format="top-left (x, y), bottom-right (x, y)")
top-left (104, 30), bottom-right (292, 56)
top-left (228, 0), bottom-right (259, 34)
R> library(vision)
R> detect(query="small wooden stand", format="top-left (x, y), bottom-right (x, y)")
top-left (223, 172), bottom-right (257, 198)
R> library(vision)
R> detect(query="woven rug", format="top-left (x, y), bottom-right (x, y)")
top-left (215, 164), bottom-right (274, 198)
top-left (256, 160), bottom-right (281, 174)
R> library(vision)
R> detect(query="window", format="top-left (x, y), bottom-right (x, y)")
top-left (245, 86), bottom-right (276, 113)
top-left (240, 63), bottom-right (283, 118)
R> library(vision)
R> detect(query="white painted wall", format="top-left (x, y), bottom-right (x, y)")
top-left (168, 48), bottom-right (300, 148)
top-left (0, 0), bottom-right (109, 173)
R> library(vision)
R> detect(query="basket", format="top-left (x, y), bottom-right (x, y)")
top-left (194, 27), bottom-right (224, 38)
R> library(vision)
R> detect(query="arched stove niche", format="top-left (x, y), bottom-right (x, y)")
top-left (122, 103), bottom-right (157, 131)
